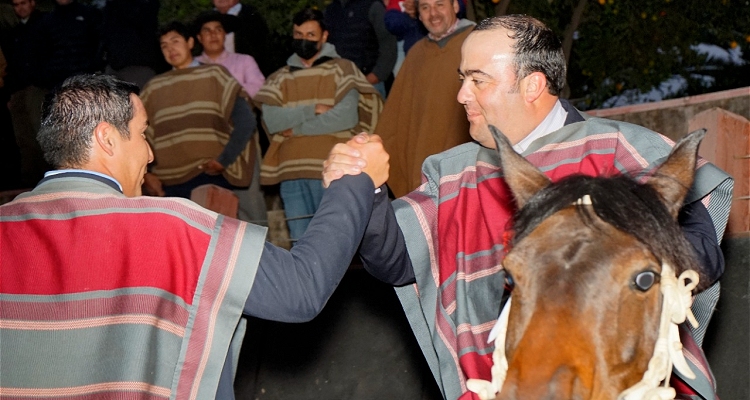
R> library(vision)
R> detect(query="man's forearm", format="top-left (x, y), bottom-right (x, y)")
top-left (217, 97), bottom-right (256, 167)
top-left (262, 103), bottom-right (313, 133)
top-left (294, 89), bottom-right (359, 136)
top-left (359, 187), bottom-right (415, 286)
top-left (679, 200), bottom-right (725, 286)
top-left (244, 174), bottom-right (377, 322)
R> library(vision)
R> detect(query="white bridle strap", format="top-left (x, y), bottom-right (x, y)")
top-left (618, 263), bottom-right (699, 400)
top-left (467, 263), bottom-right (699, 400)
top-left (467, 298), bottom-right (510, 399)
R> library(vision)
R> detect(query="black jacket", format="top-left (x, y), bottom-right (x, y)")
top-left (38, 1), bottom-right (103, 89)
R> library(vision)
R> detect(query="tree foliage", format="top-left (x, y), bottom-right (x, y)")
top-left (103, 0), bottom-right (748, 110)
top-left (469, 0), bottom-right (750, 109)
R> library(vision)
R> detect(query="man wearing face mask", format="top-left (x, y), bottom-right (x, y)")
top-left (255, 8), bottom-right (382, 241)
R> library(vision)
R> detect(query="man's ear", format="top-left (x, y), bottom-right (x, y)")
top-left (187, 36), bottom-right (195, 50)
top-left (321, 30), bottom-right (329, 44)
top-left (93, 122), bottom-right (117, 157)
top-left (521, 72), bottom-right (548, 103)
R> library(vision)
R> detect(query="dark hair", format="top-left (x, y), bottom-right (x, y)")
top-left (38, 74), bottom-right (139, 169)
top-left (474, 14), bottom-right (566, 96)
top-left (157, 20), bottom-right (192, 41)
top-left (511, 174), bottom-right (706, 290)
top-left (292, 8), bottom-right (326, 32)
top-left (192, 11), bottom-right (239, 36)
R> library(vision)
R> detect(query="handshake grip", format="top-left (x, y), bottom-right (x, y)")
top-left (323, 133), bottom-right (390, 188)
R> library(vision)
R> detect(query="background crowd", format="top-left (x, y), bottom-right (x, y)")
top-left (0, 1), bottom-right (737, 399)
top-left (0, 0), bottom-right (479, 242)
top-left (0, 0), bottom-right (750, 236)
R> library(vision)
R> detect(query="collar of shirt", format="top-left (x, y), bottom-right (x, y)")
top-left (428, 18), bottom-right (460, 42)
top-left (197, 50), bottom-right (229, 64)
top-left (225, 3), bottom-right (242, 16)
top-left (44, 169), bottom-right (123, 192)
top-left (513, 100), bottom-right (568, 154)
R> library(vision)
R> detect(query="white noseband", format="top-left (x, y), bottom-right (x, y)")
top-left (467, 262), bottom-right (699, 400)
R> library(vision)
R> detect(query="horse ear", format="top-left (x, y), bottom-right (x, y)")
top-left (491, 125), bottom-right (551, 208)
top-left (646, 128), bottom-right (707, 219)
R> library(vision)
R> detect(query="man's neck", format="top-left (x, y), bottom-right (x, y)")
top-left (44, 169), bottom-right (123, 193)
top-left (428, 18), bottom-right (460, 42)
top-left (513, 99), bottom-right (566, 153)
top-left (204, 50), bottom-right (225, 61)
top-left (174, 58), bottom-right (198, 70)
top-left (300, 52), bottom-right (322, 68)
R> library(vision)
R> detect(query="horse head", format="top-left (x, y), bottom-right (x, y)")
top-left (468, 127), bottom-right (708, 400)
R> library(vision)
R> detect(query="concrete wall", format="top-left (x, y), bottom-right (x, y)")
top-left (589, 88), bottom-right (750, 399)
top-left (587, 87), bottom-right (750, 142)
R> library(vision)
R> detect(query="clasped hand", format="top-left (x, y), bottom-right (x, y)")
top-left (322, 133), bottom-right (389, 188)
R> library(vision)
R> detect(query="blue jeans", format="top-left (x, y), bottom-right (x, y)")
top-left (279, 179), bottom-right (325, 240)
top-left (373, 81), bottom-right (387, 100)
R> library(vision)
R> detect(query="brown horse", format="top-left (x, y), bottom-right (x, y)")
top-left (467, 127), bottom-right (709, 400)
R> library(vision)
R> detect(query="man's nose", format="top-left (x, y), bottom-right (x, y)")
top-left (457, 81), bottom-right (471, 104)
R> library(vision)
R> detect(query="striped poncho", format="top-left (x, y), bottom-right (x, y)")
top-left (0, 175), bottom-right (267, 398)
top-left (254, 57), bottom-right (382, 185)
top-left (141, 64), bottom-right (257, 187)
top-left (393, 116), bottom-right (733, 400)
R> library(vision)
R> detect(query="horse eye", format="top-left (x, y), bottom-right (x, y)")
top-left (503, 271), bottom-right (515, 291)
top-left (632, 270), bottom-right (659, 291)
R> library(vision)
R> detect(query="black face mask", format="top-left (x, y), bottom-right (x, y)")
top-left (292, 39), bottom-right (320, 60)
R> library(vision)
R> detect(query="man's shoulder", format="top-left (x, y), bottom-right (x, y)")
top-left (449, 23), bottom-right (475, 42)
top-left (149, 64), bottom-right (233, 83)
top-left (529, 117), bottom-right (673, 163)
top-left (142, 64), bottom-right (238, 101)
top-left (7, 182), bottom-right (219, 229)
top-left (423, 142), bottom-right (482, 172)
top-left (572, 117), bottom-right (666, 144)
top-left (319, 57), bottom-right (359, 74)
top-left (195, 63), bottom-right (234, 76)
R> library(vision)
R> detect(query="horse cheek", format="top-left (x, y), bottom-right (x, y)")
top-left (609, 286), bottom-right (662, 390)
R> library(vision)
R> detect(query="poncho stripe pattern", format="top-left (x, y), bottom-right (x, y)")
top-left (141, 64), bottom-right (257, 187)
top-left (0, 176), bottom-right (267, 399)
top-left (254, 58), bottom-right (382, 185)
top-left (394, 117), bottom-right (732, 400)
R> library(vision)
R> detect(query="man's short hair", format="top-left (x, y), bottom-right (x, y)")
top-left (192, 11), bottom-right (239, 36)
top-left (157, 21), bottom-right (192, 41)
top-left (38, 74), bottom-right (139, 169)
top-left (474, 15), bottom-right (566, 96)
top-left (292, 8), bottom-right (326, 32)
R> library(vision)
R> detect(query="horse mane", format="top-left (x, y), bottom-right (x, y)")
top-left (510, 174), bottom-right (707, 290)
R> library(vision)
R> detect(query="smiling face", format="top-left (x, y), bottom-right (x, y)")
top-left (116, 94), bottom-right (153, 197)
top-left (457, 29), bottom-right (530, 148)
top-left (196, 20), bottom-right (227, 58)
top-left (418, 0), bottom-right (459, 38)
top-left (159, 30), bottom-right (194, 69)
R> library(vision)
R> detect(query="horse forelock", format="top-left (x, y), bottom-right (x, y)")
top-left (510, 174), bottom-right (705, 289)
